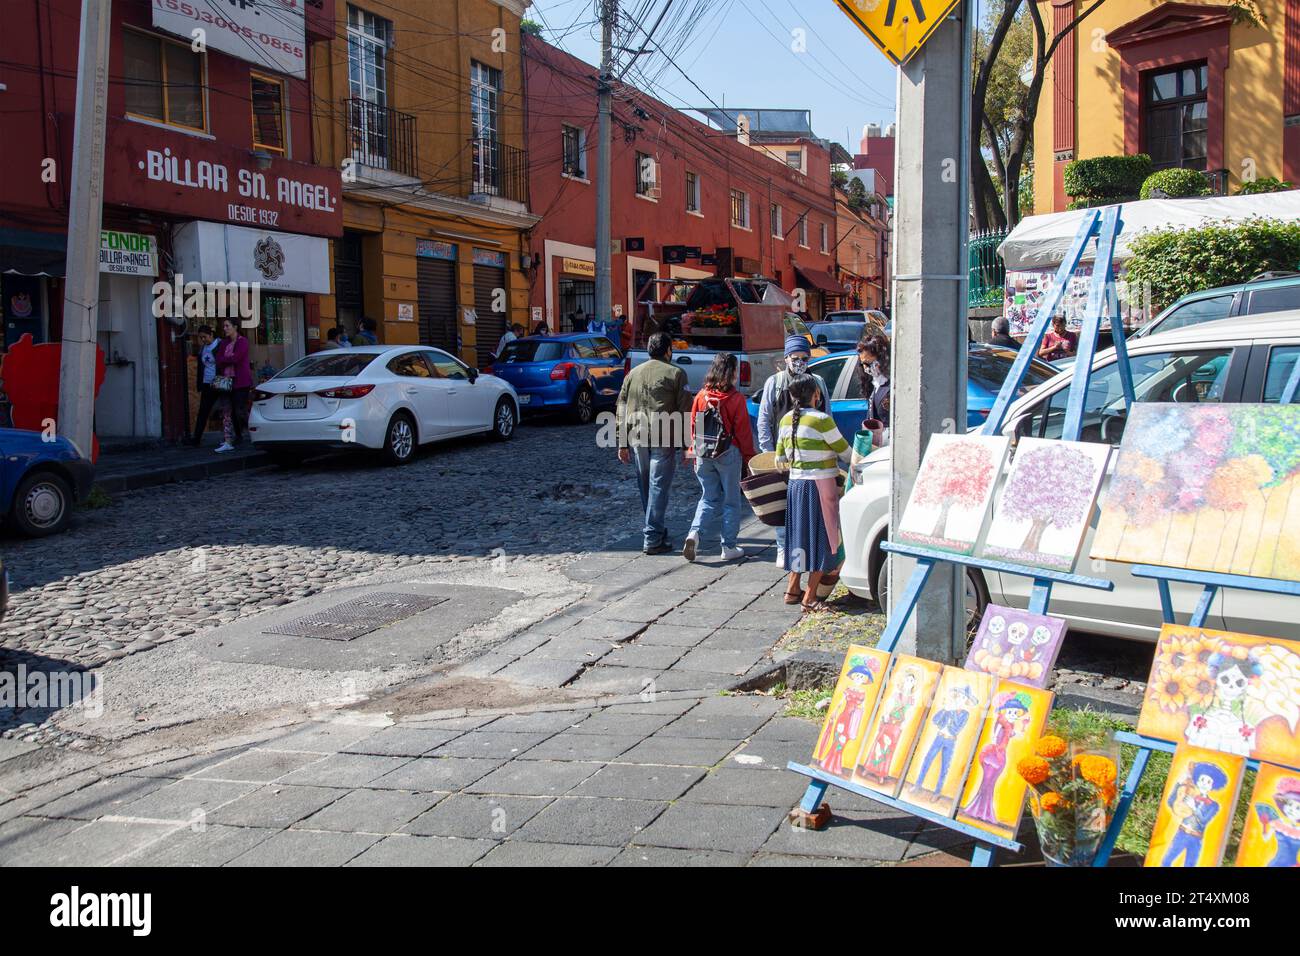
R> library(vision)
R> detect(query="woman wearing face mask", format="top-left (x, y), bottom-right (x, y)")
top-left (856, 331), bottom-right (891, 450)
top-left (757, 335), bottom-right (832, 600)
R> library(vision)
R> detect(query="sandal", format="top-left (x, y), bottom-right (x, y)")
top-left (801, 599), bottom-right (831, 615)
top-left (815, 573), bottom-right (840, 601)
top-left (784, 579), bottom-right (803, 605)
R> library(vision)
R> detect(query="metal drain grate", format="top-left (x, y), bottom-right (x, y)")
top-left (265, 593), bottom-right (448, 642)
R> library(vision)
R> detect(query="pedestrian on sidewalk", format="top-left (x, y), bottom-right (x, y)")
top-left (684, 352), bottom-right (755, 563)
top-left (855, 330), bottom-right (892, 451)
top-left (354, 317), bottom-right (379, 346)
top-left (320, 327), bottom-right (344, 350)
top-left (775, 373), bottom-right (851, 613)
top-left (189, 325), bottom-right (219, 447)
top-left (757, 335), bottom-right (832, 600)
top-left (213, 318), bottom-right (252, 454)
top-left (617, 332), bottom-right (690, 554)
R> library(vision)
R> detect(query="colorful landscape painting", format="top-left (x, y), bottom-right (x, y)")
top-left (1234, 762), bottom-right (1300, 867)
top-left (896, 434), bottom-right (1010, 555)
top-left (901, 667), bottom-right (995, 816)
top-left (852, 655), bottom-right (943, 798)
top-left (810, 646), bottom-right (892, 780)
top-left (1145, 744), bottom-right (1245, 868)
top-left (964, 604), bottom-right (1067, 689)
top-left (1136, 624), bottom-right (1300, 766)
top-left (1091, 403), bottom-right (1300, 581)
top-left (982, 438), bottom-right (1111, 572)
top-left (955, 681), bottom-right (1055, 840)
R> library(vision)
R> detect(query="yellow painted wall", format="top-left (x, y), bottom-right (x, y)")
top-left (1034, 0), bottom-right (1287, 213)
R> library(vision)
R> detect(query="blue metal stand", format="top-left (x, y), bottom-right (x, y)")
top-left (1092, 564), bottom-right (1300, 866)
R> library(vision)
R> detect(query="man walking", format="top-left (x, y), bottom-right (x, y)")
top-left (617, 332), bottom-right (690, 554)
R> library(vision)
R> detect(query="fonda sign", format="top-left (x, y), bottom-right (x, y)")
top-left (152, 0), bottom-right (307, 79)
top-left (98, 230), bottom-right (158, 277)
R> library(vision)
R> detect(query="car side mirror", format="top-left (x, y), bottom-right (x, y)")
top-left (816, 335), bottom-right (827, 345)
top-left (468, 367), bottom-right (479, 383)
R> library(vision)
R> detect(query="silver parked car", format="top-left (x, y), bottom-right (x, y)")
top-left (839, 312), bottom-right (1300, 642)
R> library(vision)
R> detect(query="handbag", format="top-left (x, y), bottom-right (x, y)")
top-left (741, 469), bottom-right (788, 527)
top-left (212, 375), bottom-right (234, 392)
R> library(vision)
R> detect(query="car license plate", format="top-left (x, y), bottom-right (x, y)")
top-left (283, 395), bottom-right (307, 409)
top-left (518, 393), bottom-right (532, 404)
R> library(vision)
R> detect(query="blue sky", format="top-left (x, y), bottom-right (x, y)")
top-left (526, 0), bottom-right (898, 154)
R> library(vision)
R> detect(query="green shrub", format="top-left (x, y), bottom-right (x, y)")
top-left (1237, 176), bottom-right (1294, 195)
top-left (1139, 167), bottom-right (1211, 200)
top-left (1063, 154), bottom-right (1152, 206)
top-left (1125, 218), bottom-right (1300, 313)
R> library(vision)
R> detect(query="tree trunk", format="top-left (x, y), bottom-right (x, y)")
top-left (1021, 517), bottom-right (1051, 553)
top-left (931, 500), bottom-right (955, 539)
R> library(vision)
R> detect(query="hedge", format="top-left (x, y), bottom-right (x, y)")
top-left (1063, 154), bottom-right (1152, 205)
top-left (1125, 218), bottom-right (1300, 314)
top-left (1139, 167), bottom-right (1211, 200)
top-left (1237, 176), bottom-right (1294, 195)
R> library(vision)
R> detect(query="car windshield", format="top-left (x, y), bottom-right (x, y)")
top-left (968, 350), bottom-right (1054, 393)
top-left (498, 340), bottom-right (565, 363)
top-left (813, 322), bottom-right (863, 340)
top-left (277, 353), bottom-right (377, 378)
top-left (824, 312), bottom-right (865, 322)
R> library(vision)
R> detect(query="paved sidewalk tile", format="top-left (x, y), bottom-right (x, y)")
top-left (25, 776), bottom-right (169, 821)
top-left (570, 763), bottom-right (705, 801)
top-left (599, 698), bottom-right (701, 716)
top-left (124, 749), bottom-right (248, 780)
top-left (750, 717), bottom-right (820, 744)
top-left (278, 753), bottom-right (412, 789)
top-left (657, 711), bottom-right (774, 741)
top-left (0, 817), bottom-right (84, 859)
top-left (494, 657), bottom-right (587, 687)
top-left (601, 644), bottom-right (685, 671)
top-left (703, 627), bottom-right (786, 652)
top-left (677, 588), bottom-right (758, 612)
top-left (610, 846), bottom-right (749, 867)
top-left (467, 759), bottom-right (602, 796)
top-left (748, 852), bottom-right (859, 867)
top-left (759, 809), bottom-right (917, 862)
top-left (671, 646), bottom-right (768, 676)
top-left (369, 757), bottom-right (503, 792)
top-left (474, 841), bottom-right (621, 867)
top-left (5, 820), bottom-right (174, 867)
top-left (567, 666), bottom-right (661, 697)
top-left (513, 796), bottom-right (668, 847)
top-left (561, 618), bottom-right (649, 643)
top-left (118, 779), bottom-right (260, 821)
top-left (521, 731), bottom-right (642, 761)
top-left (636, 623), bottom-right (715, 647)
top-left (401, 793), bottom-right (551, 840)
top-left (347, 834), bottom-right (495, 866)
top-left (568, 711), bottom-right (678, 737)
top-left (680, 768), bottom-right (807, 807)
top-left (601, 594), bottom-right (686, 624)
top-left (616, 735), bottom-right (739, 767)
top-left (262, 722), bottom-right (383, 754)
top-left (651, 670), bottom-right (732, 692)
top-left (530, 634), bottom-right (618, 662)
top-left (123, 824), bottom-right (276, 867)
top-left (658, 607), bottom-right (735, 629)
top-left (207, 785), bottom-right (347, 829)
top-left (194, 749), bottom-right (324, 783)
top-left (226, 828), bottom-right (379, 867)
top-left (478, 711), bottom-right (592, 733)
top-left (636, 802), bottom-right (788, 854)
top-left (428, 731), bottom-right (552, 760)
top-left (343, 726), bottom-right (464, 757)
top-left (296, 789), bottom-right (443, 833)
top-left (728, 738), bottom-right (812, 771)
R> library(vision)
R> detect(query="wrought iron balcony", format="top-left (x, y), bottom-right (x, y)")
top-left (347, 98), bottom-right (417, 178)
top-left (470, 138), bottom-right (528, 204)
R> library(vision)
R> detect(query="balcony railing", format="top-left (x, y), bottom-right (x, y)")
top-left (347, 98), bottom-right (417, 178)
top-left (470, 138), bottom-right (528, 204)
top-left (968, 228), bottom-right (1009, 310)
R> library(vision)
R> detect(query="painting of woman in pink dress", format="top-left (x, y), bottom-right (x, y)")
top-left (962, 691), bottom-right (1032, 823)
top-left (812, 659), bottom-right (879, 777)
top-left (859, 668), bottom-right (920, 783)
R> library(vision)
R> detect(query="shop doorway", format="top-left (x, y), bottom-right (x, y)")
top-left (333, 231), bottom-right (364, 339)
top-left (558, 277), bottom-right (594, 332)
top-left (252, 294), bottom-right (306, 382)
top-left (472, 249), bottom-right (507, 368)
top-left (416, 239), bottom-right (458, 354)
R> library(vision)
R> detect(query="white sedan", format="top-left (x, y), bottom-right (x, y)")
top-left (249, 345), bottom-right (520, 465)
top-left (842, 312), bottom-right (1300, 642)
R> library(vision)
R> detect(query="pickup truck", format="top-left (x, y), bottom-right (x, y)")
top-left (623, 276), bottom-right (814, 397)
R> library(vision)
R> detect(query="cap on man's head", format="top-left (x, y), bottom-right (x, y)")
top-left (784, 334), bottom-right (811, 357)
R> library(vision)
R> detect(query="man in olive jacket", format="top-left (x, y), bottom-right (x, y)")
top-left (617, 332), bottom-right (691, 554)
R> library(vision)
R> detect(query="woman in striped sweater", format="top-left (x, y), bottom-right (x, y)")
top-left (775, 374), bottom-right (851, 613)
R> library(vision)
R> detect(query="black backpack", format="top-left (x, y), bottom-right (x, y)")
top-left (694, 398), bottom-right (733, 460)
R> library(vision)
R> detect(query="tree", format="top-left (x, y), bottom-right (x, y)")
top-left (971, 0), bottom-right (1110, 231)
top-left (998, 443), bottom-right (1096, 552)
top-left (910, 440), bottom-right (999, 538)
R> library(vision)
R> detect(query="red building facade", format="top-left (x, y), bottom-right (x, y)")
top-left (523, 36), bottom-right (841, 333)
top-left (0, 0), bottom-right (341, 442)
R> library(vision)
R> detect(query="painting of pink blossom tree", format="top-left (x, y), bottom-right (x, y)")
top-left (897, 435), bottom-right (1010, 555)
top-left (1092, 404), bottom-right (1300, 580)
top-left (983, 438), bottom-right (1112, 571)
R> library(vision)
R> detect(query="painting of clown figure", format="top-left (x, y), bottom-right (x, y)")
top-left (811, 646), bottom-right (892, 779)
top-left (1235, 763), bottom-right (1300, 868)
top-left (1145, 744), bottom-right (1245, 868)
top-left (964, 604), bottom-right (1067, 689)
top-left (852, 655), bottom-right (943, 798)
top-left (902, 667), bottom-right (995, 816)
top-left (1137, 624), bottom-right (1300, 766)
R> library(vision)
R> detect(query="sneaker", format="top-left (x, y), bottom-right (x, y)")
top-left (643, 542), bottom-right (672, 556)
top-left (721, 545), bottom-right (746, 562)
top-left (682, 533), bottom-right (698, 562)
top-left (214, 442), bottom-right (235, 454)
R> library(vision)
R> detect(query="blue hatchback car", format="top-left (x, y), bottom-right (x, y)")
top-left (1, 427), bottom-right (94, 537)
top-left (486, 333), bottom-right (626, 424)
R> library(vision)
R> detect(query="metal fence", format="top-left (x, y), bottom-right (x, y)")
top-left (968, 228), bottom-right (1008, 310)
top-left (470, 138), bottom-right (528, 204)
top-left (347, 98), bottom-right (418, 177)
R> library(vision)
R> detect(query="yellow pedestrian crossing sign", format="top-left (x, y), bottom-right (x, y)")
top-left (832, 0), bottom-right (961, 66)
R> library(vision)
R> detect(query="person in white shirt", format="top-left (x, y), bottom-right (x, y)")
top-left (189, 326), bottom-right (220, 447)
top-left (496, 323), bottom-right (524, 356)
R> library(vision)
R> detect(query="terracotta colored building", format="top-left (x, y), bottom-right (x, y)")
top-left (1035, 0), bottom-right (1300, 212)
top-left (0, 0), bottom-right (342, 441)
top-left (523, 37), bottom-right (842, 333)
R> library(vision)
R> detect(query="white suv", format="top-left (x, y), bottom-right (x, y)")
top-left (841, 312), bottom-right (1300, 642)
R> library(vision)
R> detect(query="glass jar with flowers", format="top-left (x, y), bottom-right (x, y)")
top-left (1016, 731), bottom-right (1120, 866)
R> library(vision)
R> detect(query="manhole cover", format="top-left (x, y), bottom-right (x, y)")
top-left (265, 593), bottom-right (448, 642)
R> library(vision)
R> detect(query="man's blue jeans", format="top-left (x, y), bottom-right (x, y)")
top-left (689, 446), bottom-right (742, 550)
top-left (633, 445), bottom-right (678, 549)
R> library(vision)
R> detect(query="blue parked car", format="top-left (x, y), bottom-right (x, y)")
top-left (748, 345), bottom-right (1059, 441)
top-left (1, 427), bottom-right (94, 537)
top-left (486, 333), bottom-right (626, 424)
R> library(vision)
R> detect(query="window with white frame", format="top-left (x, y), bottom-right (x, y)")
top-left (562, 124), bottom-right (586, 178)
top-left (470, 60), bottom-right (502, 193)
top-left (784, 149), bottom-right (801, 168)
top-left (770, 202), bottom-right (782, 238)
top-left (685, 170), bottom-right (700, 212)
top-left (797, 214), bottom-right (808, 247)
top-left (731, 188), bottom-right (750, 228)
top-left (347, 6), bottom-right (391, 106)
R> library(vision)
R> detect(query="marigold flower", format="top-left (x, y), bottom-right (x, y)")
top-left (1101, 783), bottom-right (1118, 806)
top-left (1017, 755), bottom-right (1050, 786)
top-left (1034, 735), bottom-right (1067, 759)
top-left (1075, 754), bottom-right (1118, 787)
top-left (1041, 792), bottom-right (1068, 813)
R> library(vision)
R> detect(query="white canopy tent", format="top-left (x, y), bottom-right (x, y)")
top-left (998, 191), bottom-right (1300, 271)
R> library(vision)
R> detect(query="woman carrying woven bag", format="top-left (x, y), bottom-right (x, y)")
top-left (774, 374), bottom-right (851, 613)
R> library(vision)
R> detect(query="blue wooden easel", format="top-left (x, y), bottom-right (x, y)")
top-left (788, 206), bottom-right (1134, 865)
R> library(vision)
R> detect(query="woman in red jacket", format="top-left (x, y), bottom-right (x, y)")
top-left (213, 318), bottom-right (253, 454)
top-left (684, 352), bottom-right (756, 562)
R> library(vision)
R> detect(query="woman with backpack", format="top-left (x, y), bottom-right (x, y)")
top-left (684, 352), bottom-right (756, 563)
top-left (775, 373), bottom-right (851, 613)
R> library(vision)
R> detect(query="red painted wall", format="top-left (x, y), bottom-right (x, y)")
top-left (524, 36), bottom-right (838, 324)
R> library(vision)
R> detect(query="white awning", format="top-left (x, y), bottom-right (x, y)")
top-left (171, 221), bottom-right (331, 293)
top-left (998, 191), bottom-right (1300, 271)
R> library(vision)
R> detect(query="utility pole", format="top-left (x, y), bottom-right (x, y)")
top-left (58, 0), bottom-right (112, 457)
top-left (594, 0), bottom-right (617, 327)
top-left (888, 2), bottom-right (974, 661)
